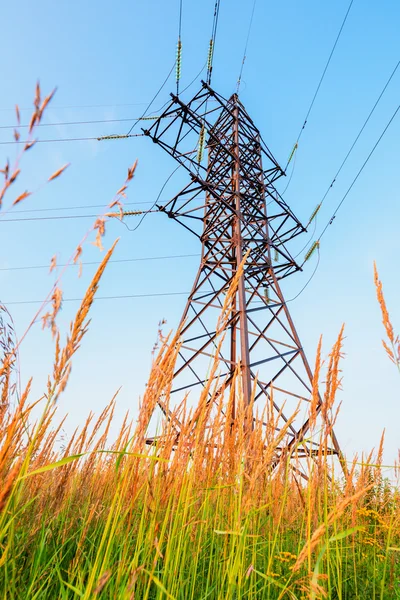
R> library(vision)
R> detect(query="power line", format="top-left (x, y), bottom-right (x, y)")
top-left (121, 164), bottom-right (182, 232)
top-left (0, 133), bottom-right (143, 146)
top-left (295, 58), bottom-right (399, 261)
top-left (308, 101), bottom-right (400, 259)
top-left (304, 59), bottom-right (400, 227)
top-left (179, 61), bottom-right (207, 96)
top-left (10, 201), bottom-right (154, 215)
top-left (286, 0), bottom-right (355, 169)
top-left (2, 260), bottom-right (321, 304)
top-left (127, 62), bottom-right (176, 135)
top-left (0, 117), bottom-right (153, 130)
top-left (206, 0), bottom-right (221, 85)
top-left (280, 146), bottom-right (298, 196)
top-left (236, 0), bottom-right (257, 93)
top-left (287, 248), bottom-right (321, 302)
top-left (0, 64), bottom-right (207, 136)
top-left (0, 102), bottom-right (150, 112)
top-left (0, 165), bottom-right (185, 224)
top-left (5, 291), bottom-right (190, 306)
top-left (0, 213), bottom-right (149, 223)
top-left (0, 253), bottom-right (198, 272)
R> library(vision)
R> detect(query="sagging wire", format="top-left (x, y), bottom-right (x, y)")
top-left (258, 245), bottom-right (321, 306)
top-left (0, 116), bottom-right (167, 130)
top-left (126, 61), bottom-right (176, 135)
top-left (206, 0), bottom-right (221, 85)
top-left (307, 59), bottom-right (400, 222)
top-left (115, 164), bottom-right (182, 233)
top-left (284, 0), bottom-right (355, 171)
top-left (286, 245), bottom-right (321, 304)
top-left (0, 133), bottom-right (144, 145)
top-left (296, 58), bottom-right (400, 260)
top-left (294, 201), bottom-right (321, 258)
top-left (300, 100), bottom-right (400, 268)
top-left (152, 60), bottom-right (207, 118)
top-left (280, 142), bottom-right (298, 196)
top-left (313, 102), bottom-right (400, 250)
top-left (236, 0), bottom-right (257, 94)
top-left (197, 0), bottom-right (221, 170)
top-left (294, 215), bottom-right (319, 260)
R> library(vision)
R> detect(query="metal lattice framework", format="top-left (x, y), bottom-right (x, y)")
top-left (143, 81), bottom-right (343, 469)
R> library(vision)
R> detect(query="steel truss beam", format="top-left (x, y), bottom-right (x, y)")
top-left (143, 82), bottom-right (345, 475)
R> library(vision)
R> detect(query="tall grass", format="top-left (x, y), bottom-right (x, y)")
top-left (1, 86), bottom-right (400, 599)
top-left (1, 257), bottom-right (399, 599)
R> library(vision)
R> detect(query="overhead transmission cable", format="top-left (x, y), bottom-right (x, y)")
top-left (0, 253), bottom-right (198, 273)
top-left (306, 101), bottom-right (400, 260)
top-left (0, 164), bottom-right (183, 227)
top-left (5, 292), bottom-right (190, 306)
top-left (285, 0), bottom-right (355, 171)
top-left (196, 0), bottom-right (222, 170)
top-left (126, 61), bottom-right (176, 135)
top-left (287, 247), bottom-right (321, 302)
top-left (236, 0), bottom-right (257, 94)
top-left (0, 116), bottom-right (167, 130)
top-left (145, 59), bottom-right (207, 119)
top-left (0, 211), bottom-right (158, 223)
top-left (0, 102), bottom-right (151, 112)
top-left (8, 201), bottom-right (154, 215)
top-left (0, 133), bottom-right (143, 146)
top-left (206, 0), bottom-right (221, 85)
top-left (303, 59), bottom-right (400, 231)
top-left (0, 70), bottom-right (207, 136)
top-left (299, 60), bottom-right (400, 261)
top-left (119, 164), bottom-right (182, 232)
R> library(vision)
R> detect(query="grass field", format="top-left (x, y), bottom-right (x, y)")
top-left (1, 87), bottom-right (400, 599)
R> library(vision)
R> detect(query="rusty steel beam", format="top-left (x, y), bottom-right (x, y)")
top-left (143, 82), bottom-right (345, 475)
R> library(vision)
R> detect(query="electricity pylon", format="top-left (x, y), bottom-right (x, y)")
top-left (143, 81), bottom-right (343, 470)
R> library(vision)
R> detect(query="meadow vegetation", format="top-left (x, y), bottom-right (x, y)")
top-left (0, 85), bottom-right (399, 599)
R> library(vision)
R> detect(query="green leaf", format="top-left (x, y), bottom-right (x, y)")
top-left (142, 569), bottom-right (177, 600)
top-left (62, 581), bottom-right (84, 597)
top-left (20, 454), bottom-right (85, 478)
top-left (253, 569), bottom-right (296, 599)
top-left (20, 450), bottom-right (169, 480)
top-left (328, 526), bottom-right (364, 542)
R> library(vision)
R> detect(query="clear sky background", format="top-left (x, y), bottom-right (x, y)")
top-left (0, 0), bottom-right (399, 468)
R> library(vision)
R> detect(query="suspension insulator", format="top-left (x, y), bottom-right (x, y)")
top-left (197, 125), bottom-right (206, 163)
top-left (274, 248), bottom-right (279, 262)
top-left (97, 134), bottom-right (130, 141)
top-left (207, 39), bottom-right (214, 75)
top-left (263, 286), bottom-right (270, 303)
top-left (106, 210), bottom-right (144, 218)
top-left (287, 142), bottom-right (298, 166)
top-left (304, 241), bottom-right (320, 262)
top-left (176, 38), bottom-right (182, 83)
top-left (308, 203), bottom-right (321, 225)
top-left (140, 115), bottom-right (161, 121)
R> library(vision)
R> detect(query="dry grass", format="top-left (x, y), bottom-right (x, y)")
top-left (0, 86), bottom-right (399, 599)
top-left (0, 254), bottom-right (398, 598)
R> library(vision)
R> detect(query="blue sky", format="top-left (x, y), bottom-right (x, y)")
top-left (0, 0), bottom-right (399, 467)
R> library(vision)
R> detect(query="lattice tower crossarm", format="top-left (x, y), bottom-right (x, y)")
top-left (142, 81), bottom-right (344, 472)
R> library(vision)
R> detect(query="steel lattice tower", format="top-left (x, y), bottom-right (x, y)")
top-left (143, 81), bottom-right (343, 468)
